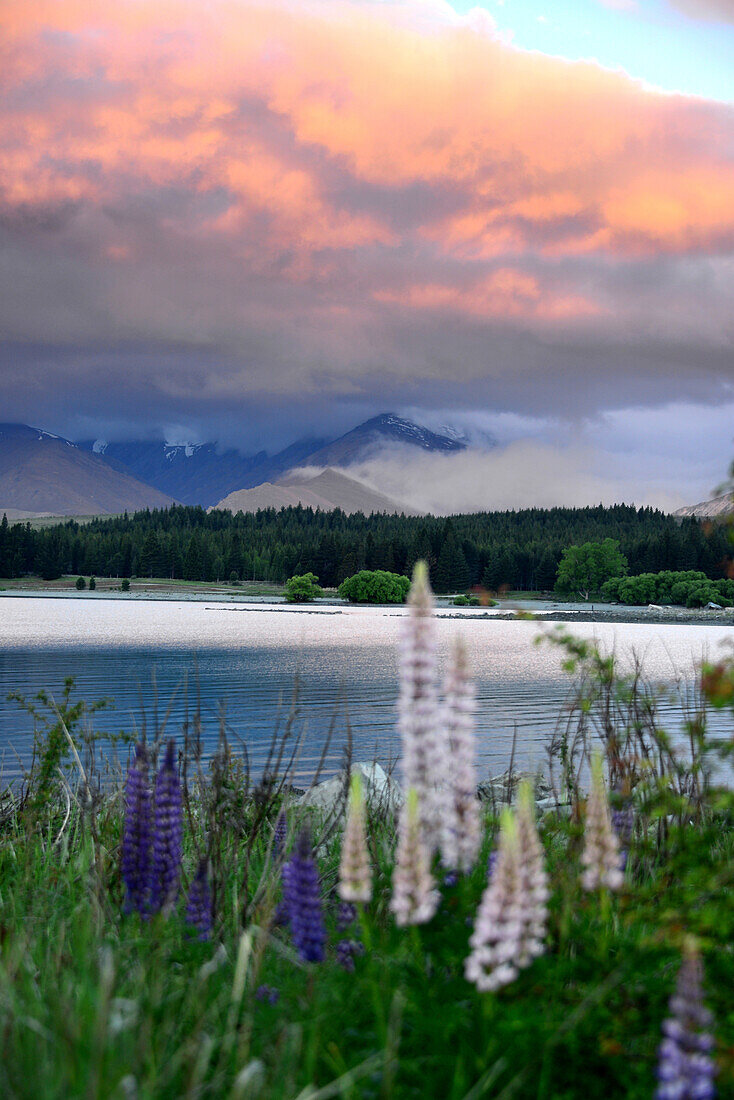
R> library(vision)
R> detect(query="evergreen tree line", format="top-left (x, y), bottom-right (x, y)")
top-left (0, 503), bottom-right (729, 593)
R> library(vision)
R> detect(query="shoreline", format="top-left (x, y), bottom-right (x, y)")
top-left (1, 586), bottom-right (733, 627)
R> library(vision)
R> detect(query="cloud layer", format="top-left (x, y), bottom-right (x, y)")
top-left (0, 0), bottom-right (733, 443)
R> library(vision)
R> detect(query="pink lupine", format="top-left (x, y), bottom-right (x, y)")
top-left (581, 753), bottom-right (624, 893)
top-left (390, 789), bottom-right (439, 927)
top-left (515, 781), bottom-right (549, 961)
top-left (465, 798), bottom-right (549, 992)
top-left (440, 635), bottom-right (481, 873)
top-left (399, 561), bottom-right (444, 850)
top-left (338, 772), bottom-right (372, 904)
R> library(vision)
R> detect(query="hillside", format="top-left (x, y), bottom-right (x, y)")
top-left (0, 424), bottom-right (175, 515)
top-left (673, 492), bottom-right (733, 519)
top-left (212, 468), bottom-right (420, 516)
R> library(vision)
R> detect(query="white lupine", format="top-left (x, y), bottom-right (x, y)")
top-left (390, 789), bottom-right (439, 927)
top-left (581, 753), bottom-right (624, 892)
top-left (465, 809), bottom-right (523, 991)
top-left (465, 799), bottom-right (549, 992)
top-left (440, 636), bottom-right (481, 873)
top-left (399, 561), bottom-right (444, 851)
top-left (515, 781), bottom-right (550, 963)
top-left (338, 772), bottom-right (372, 904)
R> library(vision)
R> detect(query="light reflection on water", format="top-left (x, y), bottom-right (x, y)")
top-left (0, 597), bottom-right (732, 784)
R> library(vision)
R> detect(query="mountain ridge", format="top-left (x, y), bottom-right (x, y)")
top-left (0, 424), bottom-right (176, 515)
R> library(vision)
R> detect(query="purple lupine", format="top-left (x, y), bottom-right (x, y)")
top-left (656, 946), bottom-right (717, 1100)
top-left (121, 743), bottom-right (153, 915)
top-left (273, 809), bottom-right (287, 860)
top-left (282, 828), bottom-right (326, 963)
top-left (486, 849), bottom-right (498, 881)
top-left (611, 798), bottom-right (634, 872)
top-left (185, 859), bottom-right (212, 941)
top-left (255, 984), bottom-right (280, 1005)
top-left (337, 901), bottom-right (357, 932)
top-left (149, 739), bottom-right (183, 914)
top-left (335, 939), bottom-right (365, 972)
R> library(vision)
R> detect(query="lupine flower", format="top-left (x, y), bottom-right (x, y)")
top-left (515, 781), bottom-right (549, 957)
top-left (390, 789), bottom-right (439, 927)
top-left (487, 849), bottom-right (498, 882)
top-left (581, 753), bottom-right (624, 892)
top-left (185, 859), bottom-right (212, 941)
top-left (337, 901), bottom-right (357, 932)
top-left (399, 562), bottom-right (444, 851)
top-left (150, 739), bottom-right (184, 914)
top-left (255, 984), bottom-right (280, 1005)
top-left (440, 636), bottom-right (481, 873)
top-left (335, 939), bottom-right (366, 972)
top-left (272, 809), bottom-right (287, 860)
top-left (611, 792), bottom-right (634, 873)
top-left (656, 943), bottom-right (717, 1100)
top-left (465, 802), bottom-right (548, 992)
top-left (121, 742), bottom-right (152, 915)
top-left (338, 772), bottom-right (372, 904)
top-left (282, 828), bottom-right (327, 963)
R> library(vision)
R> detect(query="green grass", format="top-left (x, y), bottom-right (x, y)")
top-left (1, 791), bottom-right (732, 1100)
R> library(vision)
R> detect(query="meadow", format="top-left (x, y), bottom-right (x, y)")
top-left (0, 567), bottom-right (732, 1100)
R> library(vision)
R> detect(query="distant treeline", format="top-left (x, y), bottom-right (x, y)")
top-left (0, 504), bottom-right (730, 593)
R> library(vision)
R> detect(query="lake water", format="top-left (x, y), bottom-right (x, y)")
top-left (1, 596), bottom-right (732, 785)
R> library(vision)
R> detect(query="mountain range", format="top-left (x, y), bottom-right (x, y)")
top-left (0, 424), bottom-right (175, 516)
top-left (1, 414), bottom-right (466, 517)
top-left (77, 414), bottom-right (466, 507)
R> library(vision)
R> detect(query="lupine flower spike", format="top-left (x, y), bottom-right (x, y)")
top-left (185, 859), bottom-right (213, 941)
top-left (611, 786), bottom-right (634, 873)
top-left (399, 561), bottom-right (444, 851)
top-left (282, 827), bottom-right (327, 962)
top-left (465, 800), bottom-right (548, 992)
top-left (339, 772), bottom-right (372, 904)
top-left (390, 788), bottom-right (439, 927)
top-left (150, 739), bottom-right (184, 914)
top-left (515, 780), bottom-right (550, 955)
top-left (656, 942), bottom-right (717, 1100)
top-left (440, 636), bottom-right (481, 873)
top-left (581, 753), bottom-right (624, 892)
top-left (466, 809), bottom-right (522, 991)
top-left (273, 808), bottom-right (287, 860)
top-left (121, 742), bottom-right (152, 915)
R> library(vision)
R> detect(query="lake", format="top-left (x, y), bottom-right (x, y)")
top-left (1, 596), bottom-right (732, 785)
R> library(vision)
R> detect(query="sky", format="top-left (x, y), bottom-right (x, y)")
top-left (1, 0), bottom-right (733, 509)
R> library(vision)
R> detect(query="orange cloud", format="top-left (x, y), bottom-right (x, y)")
top-left (375, 268), bottom-right (602, 321)
top-left (0, 0), bottom-right (732, 331)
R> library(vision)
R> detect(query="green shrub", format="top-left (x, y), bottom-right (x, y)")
top-left (88, 576), bottom-right (96, 591)
top-left (75, 576), bottom-right (86, 591)
top-left (338, 570), bottom-right (410, 604)
top-left (285, 572), bottom-right (323, 602)
top-left (120, 578), bottom-right (130, 592)
top-left (453, 594), bottom-right (468, 606)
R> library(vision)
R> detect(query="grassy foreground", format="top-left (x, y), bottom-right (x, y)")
top-left (1, 611), bottom-right (733, 1098)
top-left (0, 777), bottom-right (732, 1098)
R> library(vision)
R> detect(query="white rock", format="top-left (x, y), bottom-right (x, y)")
top-left (297, 762), bottom-right (403, 819)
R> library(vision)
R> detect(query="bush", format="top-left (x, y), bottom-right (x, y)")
top-left (338, 570), bottom-right (410, 604)
top-left (75, 576), bottom-right (86, 591)
top-left (228, 571), bottom-right (240, 586)
top-left (453, 595), bottom-right (468, 606)
top-left (602, 570), bottom-right (733, 609)
top-left (88, 576), bottom-right (96, 591)
top-left (469, 596), bottom-right (481, 606)
top-left (285, 572), bottom-right (323, 602)
top-left (120, 578), bottom-right (130, 592)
